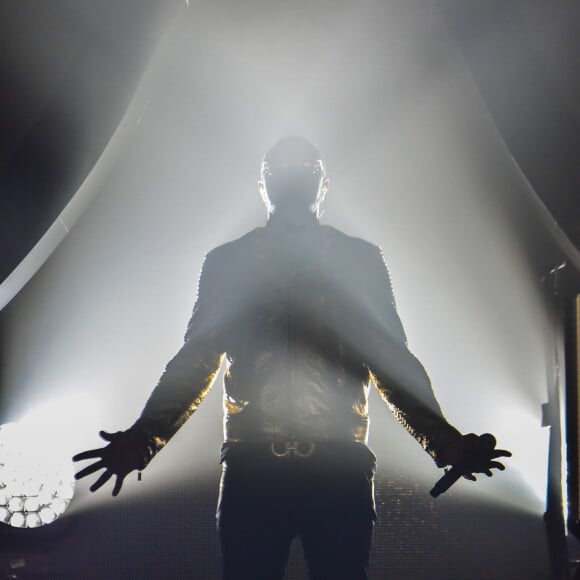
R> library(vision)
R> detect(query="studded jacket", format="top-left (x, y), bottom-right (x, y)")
top-left (132, 213), bottom-right (461, 466)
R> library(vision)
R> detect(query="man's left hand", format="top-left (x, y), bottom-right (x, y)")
top-left (438, 433), bottom-right (511, 481)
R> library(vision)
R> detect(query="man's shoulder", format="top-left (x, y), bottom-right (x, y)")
top-left (204, 224), bottom-right (384, 266)
top-left (204, 227), bottom-right (265, 264)
top-left (320, 225), bottom-right (382, 260)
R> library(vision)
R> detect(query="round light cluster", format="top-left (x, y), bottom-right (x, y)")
top-left (0, 423), bottom-right (75, 528)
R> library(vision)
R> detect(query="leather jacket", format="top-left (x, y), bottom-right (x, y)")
top-left (132, 213), bottom-right (461, 466)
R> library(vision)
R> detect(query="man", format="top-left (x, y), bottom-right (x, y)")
top-left (74, 137), bottom-right (509, 580)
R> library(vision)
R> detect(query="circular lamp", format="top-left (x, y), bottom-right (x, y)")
top-left (0, 423), bottom-right (75, 528)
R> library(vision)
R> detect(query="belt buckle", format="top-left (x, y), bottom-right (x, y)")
top-left (270, 441), bottom-right (315, 459)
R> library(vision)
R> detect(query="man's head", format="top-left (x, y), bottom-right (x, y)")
top-left (259, 137), bottom-right (329, 218)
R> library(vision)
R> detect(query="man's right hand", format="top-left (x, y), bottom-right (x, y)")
top-left (73, 430), bottom-right (152, 496)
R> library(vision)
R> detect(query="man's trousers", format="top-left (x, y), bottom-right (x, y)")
top-left (217, 442), bottom-right (377, 580)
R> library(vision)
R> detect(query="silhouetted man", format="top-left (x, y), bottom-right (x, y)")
top-left (74, 137), bottom-right (509, 580)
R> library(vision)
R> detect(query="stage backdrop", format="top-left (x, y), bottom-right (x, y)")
top-left (0, 1), bottom-right (566, 577)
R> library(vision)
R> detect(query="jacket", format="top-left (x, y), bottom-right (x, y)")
top-left (132, 212), bottom-right (461, 466)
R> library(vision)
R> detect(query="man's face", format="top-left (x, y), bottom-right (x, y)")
top-left (260, 159), bottom-right (327, 214)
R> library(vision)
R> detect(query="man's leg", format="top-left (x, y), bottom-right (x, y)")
top-left (298, 445), bottom-right (377, 580)
top-left (217, 453), bottom-right (297, 580)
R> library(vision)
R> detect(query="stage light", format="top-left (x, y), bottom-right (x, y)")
top-left (0, 423), bottom-right (75, 528)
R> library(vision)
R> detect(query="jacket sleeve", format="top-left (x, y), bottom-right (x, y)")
top-left (361, 245), bottom-right (462, 465)
top-left (130, 248), bottom-right (226, 459)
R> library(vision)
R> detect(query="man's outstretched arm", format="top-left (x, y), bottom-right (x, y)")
top-left (357, 245), bottom-right (510, 482)
top-left (74, 249), bottom-right (226, 495)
